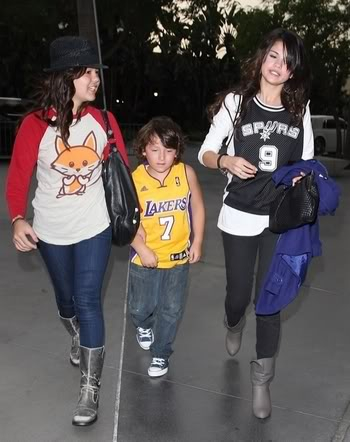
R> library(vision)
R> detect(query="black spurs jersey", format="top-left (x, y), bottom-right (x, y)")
top-left (224, 96), bottom-right (305, 215)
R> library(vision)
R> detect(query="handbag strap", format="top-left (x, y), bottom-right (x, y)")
top-left (223, 95), bottom-right (242, 148)
top-left (101, 110), bottom-right (118, 153)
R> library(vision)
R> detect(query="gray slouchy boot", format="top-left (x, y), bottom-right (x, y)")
top-left (59, 314), bottom-right (80, 366)
top-left (250, 357), bottom-right (275, 419)
top-left (224, 316), bottom-right (246, 356)
top-left (72, 346), bottom-right (105, 426)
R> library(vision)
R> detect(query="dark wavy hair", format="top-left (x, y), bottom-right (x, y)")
top-left (134, 116), bottom-right (185, 164)
top-left (207, 28), bottom-right (311, 131)
top-left (31, 67), bottom-right (89, 146)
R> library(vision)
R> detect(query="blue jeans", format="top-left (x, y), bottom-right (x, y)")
top-left (38, 226), bottom-right (112, 348)
top-left (128, 262), bottom-right (189, 359)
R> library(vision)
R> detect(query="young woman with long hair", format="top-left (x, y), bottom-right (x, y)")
top-left (6, 36), bottom-right (128, 426)
top-left (198, 28), bottom-right (314, 419)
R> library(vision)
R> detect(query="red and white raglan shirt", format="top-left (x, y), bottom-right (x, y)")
top-left (198, 93), bottom-right (314, 236)
top-left (6, 106), bottom-right (128, 245)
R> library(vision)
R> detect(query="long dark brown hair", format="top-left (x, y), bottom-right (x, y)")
top-left (32, 67), bottom-right (89, 146)
top-left (207, 28), bottom-right (311, 132)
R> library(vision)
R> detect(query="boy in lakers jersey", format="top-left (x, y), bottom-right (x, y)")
top-left (128, 117), bottom-right (205, 377)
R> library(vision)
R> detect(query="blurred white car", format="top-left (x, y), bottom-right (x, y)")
top-left (311, 115), bottom-right (347, 156)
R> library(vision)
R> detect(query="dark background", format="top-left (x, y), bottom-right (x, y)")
top-left (0, 0), bottom-right (349, 149)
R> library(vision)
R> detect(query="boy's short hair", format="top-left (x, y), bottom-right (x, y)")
top-left (134, 116), bottom-right (185, 163)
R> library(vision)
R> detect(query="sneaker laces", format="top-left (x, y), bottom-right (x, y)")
top-left (139, 328), bottom-right (152, 339)
top-left (151, 357), bottom-right (166, 367)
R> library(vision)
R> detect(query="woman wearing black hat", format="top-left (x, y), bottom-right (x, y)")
top-left (6, 36), bottom-right (129, 426)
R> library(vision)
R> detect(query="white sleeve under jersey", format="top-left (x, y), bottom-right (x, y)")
top-left (198, 93), bottom-right (240, 164)
top-left (301, 101), bottom-right (314, 160)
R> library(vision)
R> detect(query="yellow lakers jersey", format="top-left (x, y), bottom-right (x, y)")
top-left (131, 162), bottom-right (191, 268)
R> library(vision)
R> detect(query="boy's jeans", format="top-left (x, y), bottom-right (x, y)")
top-left (128, 262), bottom-right (189, 359)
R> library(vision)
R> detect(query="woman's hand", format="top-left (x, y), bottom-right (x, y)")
top-left (12, 219), bottom-right (38, 252)
top-left (221, 155), bottom-right (257, 179)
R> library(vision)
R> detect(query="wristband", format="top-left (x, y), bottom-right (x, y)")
top-left (217, 153), bottom-right (228, 175)
top-left (217, 153), bottom-right (228, 169)
top-left (11, 216), bottom-right (24, 226)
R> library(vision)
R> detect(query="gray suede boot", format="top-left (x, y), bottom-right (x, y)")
top-left (224, 316), bottom-right (246, 356)
top-left (250, 357), bottom-right (275, 419)
top-left (72, 346), bottom-right (105, 426)
top-left (59, 314), bottom-right (80, 366)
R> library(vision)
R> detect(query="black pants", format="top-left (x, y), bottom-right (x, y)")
top-left (222, 229), bottom-right (280, 359)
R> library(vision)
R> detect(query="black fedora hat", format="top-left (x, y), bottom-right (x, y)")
top-left (44, 36), bottom-right (108, 72)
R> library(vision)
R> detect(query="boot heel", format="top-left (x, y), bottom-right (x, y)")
top-left (250, 358), bottom-right (275, 419)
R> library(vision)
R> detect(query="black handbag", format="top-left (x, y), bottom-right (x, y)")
top-left (269, 171), bottom-right (320, 234)
top-left (101, 111), bottom-right (140, 246)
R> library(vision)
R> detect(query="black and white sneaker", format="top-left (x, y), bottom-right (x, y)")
top-left (136, 327), bottom-right (154, 350)
top-left (148, 357), bottom-right (169, 377)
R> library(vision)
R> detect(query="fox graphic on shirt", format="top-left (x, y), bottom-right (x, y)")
top-left (51, 131), bottom-right (102, 198)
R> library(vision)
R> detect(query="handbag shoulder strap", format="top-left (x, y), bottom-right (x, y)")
top-left (223, 94), bottom-right (242, 148)
top-left (101, 110), bottom-right (118, 153)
